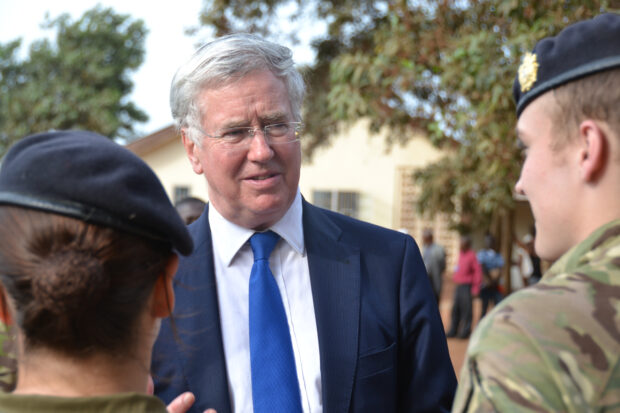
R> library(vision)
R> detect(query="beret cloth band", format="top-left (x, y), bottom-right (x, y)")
top-left (513, 12), bottom-right (620, 117)
top-left (0, 130), bottom-right (193, 255)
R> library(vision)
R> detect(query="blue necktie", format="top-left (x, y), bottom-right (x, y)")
top-left (249, 231), bottom-right (303, 413)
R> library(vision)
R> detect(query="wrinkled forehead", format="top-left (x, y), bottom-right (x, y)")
top-left (196, 71), bottom-right (293, 123)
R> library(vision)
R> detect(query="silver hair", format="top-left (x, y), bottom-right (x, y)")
top-left (170, 33), bottom-right (306, 145)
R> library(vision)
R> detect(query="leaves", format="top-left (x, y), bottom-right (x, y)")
top-left (0, 6), bottom-right (147, 155)
top-left (194, 0), bottom-right (617, 230)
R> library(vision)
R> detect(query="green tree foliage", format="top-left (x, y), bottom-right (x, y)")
top-left (196, 0), bottom-right (617, 231)
top-left (0, 6), bottom-right (148, 154)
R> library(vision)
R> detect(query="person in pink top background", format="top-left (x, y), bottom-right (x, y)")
top-left (446, 235), bottom-right (482, 339)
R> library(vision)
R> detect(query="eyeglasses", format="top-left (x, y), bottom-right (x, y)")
top-left (200, 122), bottom-right (303, 147)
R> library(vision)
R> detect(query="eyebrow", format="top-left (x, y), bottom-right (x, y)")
top-left (219, 113), bottom-right (290, 130)
top-left (219, 120), bottom-right (251, 130)
top-left (515, 127), bottom-right (526, 148)
top-left (259, 113), bottom-right (290, 124)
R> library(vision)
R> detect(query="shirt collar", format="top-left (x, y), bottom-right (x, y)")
top-left (209, 189), bottom-right (305, 267)
top-left (546, 218), bottom-right (620, 279)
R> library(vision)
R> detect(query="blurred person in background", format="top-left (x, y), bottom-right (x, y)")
top-left (175, 196), bottom-right (207, 225)
top-left (422, 228), bottom-right (447, 304)
top-left (476, 233), bottom-right (504, 318)
top-left (446, 234), bottom-right (482, 339)
top-left (516, 232), bottom-right (543, 285)
top-left (509, 235), bottom-right (533, 291)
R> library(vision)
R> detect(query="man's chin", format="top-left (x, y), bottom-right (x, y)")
top-left (247, 198), bottom-right (295, 229)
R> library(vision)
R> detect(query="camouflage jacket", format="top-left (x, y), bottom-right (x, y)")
top-left (453, 219), bottom-right (620, 412)
top-left (0, 322), bottom-right (16, 393)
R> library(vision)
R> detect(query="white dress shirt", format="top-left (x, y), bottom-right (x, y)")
top-left (209, 190), bottom-right (323, 413)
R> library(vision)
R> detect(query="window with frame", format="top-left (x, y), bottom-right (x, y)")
top-left (313, 190), bottom-right (359, 218)
top-left (173, 186), bottom-right (190, 204)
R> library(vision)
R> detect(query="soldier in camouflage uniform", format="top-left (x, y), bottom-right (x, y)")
top-left (453, 13), bottom-right (620, 412)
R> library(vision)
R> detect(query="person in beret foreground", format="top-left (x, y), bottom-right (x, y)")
top-left (453, 13), bottom-right (620, 412)
top-left (0, 130), bottom-right (211, 413)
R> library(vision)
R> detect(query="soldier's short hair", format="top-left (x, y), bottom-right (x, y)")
top-left (513, 13), bottom-right (620, 150)
top-left (550, 68), bottom-right (620, 150)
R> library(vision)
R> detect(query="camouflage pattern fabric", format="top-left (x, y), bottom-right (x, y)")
top-left (0, 321), bottom-right (16, 393)
top-left (453, 219), bottom-right (620, 412)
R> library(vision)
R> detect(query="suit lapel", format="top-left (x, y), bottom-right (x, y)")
top-left (303, 201), bottom-right (361, 413)
top-left (180, 202), bottom-right (361, 413)
top-left (177, 206), bottom-right (232, 413)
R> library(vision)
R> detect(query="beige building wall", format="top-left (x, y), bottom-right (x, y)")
top-left (129, 122), bottom-right (461, 259)
top-left (144, 138), bottom-right (209, 202)
top-left (299, 121), bottom-right (445, 230)
top-left (128, 122), bottom-right (476, 275)
top-left (130, 123), bottom-right (540, 295)
top-left (132, 122), bottom-right (447, 231)
top-left (129, 128), bottom-right (210, 203)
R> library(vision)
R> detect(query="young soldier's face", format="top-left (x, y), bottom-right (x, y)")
top-left (514, 93), bottom-right (582, 261)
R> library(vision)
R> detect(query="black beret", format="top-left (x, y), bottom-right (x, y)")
top-left (513, 13), bottom-right (620, 117)
top-left (0, 130), bottom-right (193, 255)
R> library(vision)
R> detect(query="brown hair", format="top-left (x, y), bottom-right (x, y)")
top-left (551, 68), bottom-right (620, 150)
top-left (0, 206), bottom-right (172, 358)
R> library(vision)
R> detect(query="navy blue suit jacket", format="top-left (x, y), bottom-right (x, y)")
top-left (152, 200), bottom-right (456, 412)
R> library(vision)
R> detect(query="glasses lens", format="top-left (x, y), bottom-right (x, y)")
top-left (266, 123), bottom-right (302, 143)
top-left (208, 122), bottom-right (301, 148)
top-left (220, 127), bottom-right (252, 144)
top-left (266, 123), bottom-right (291, 138)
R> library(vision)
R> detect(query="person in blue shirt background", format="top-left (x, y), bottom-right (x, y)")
top-left (476, 233), bottom-right (505, 318)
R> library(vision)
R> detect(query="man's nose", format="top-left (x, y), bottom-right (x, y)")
top-left (514, 175), bottom-right (525, 197)
top-left (247, 129), bottom-right (274, 161)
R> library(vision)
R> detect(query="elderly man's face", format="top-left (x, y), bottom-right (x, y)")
top-left (183, 69), bottom-right (301, 230)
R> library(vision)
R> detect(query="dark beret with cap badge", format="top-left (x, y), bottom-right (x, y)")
top-left (513, 12), bottom-right (620, 118)
top-left (0, 130), bottom-right (193, 255)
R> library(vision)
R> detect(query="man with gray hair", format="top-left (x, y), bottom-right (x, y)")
top-left (152, 33), bottom-right (456, 413)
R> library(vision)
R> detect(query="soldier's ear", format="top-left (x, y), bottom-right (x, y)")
top-left (0, 285), bottom-right (13, 325)
top-left (578, 120), bottom-right (607, 182)
top-left (151, 254), bottom-right (179, 318)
